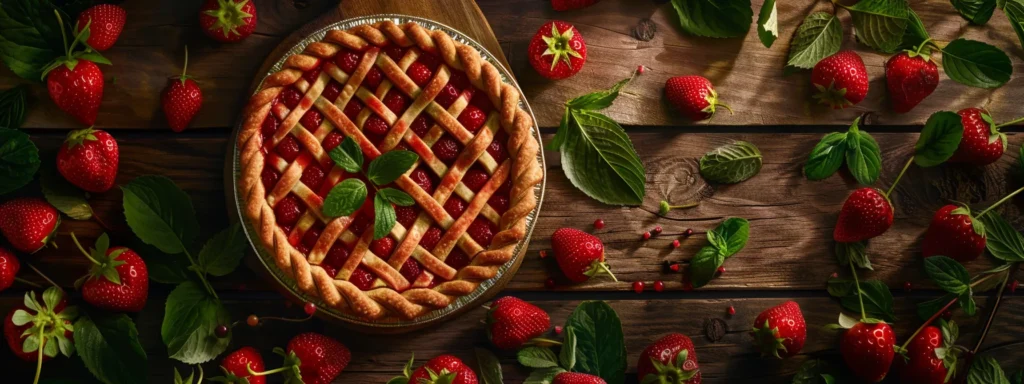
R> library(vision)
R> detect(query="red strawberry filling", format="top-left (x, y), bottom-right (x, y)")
top-left (384, 46), bottom-right (406, 62)
top-left (276, 136), bottom-right (301, 162)
top-left (410, 115), bottom-right (433, 137)
top-left (322, 81), bottom-right (342, 102)
top-left (281, 87), bottom-right (302, 109)
top-left (462, 167), bottom-right (489, 192)
top-left (300, 164), bottom-right (325, 190)
top-left (458, 105), bottom-right (486, 132)
top-left (446, 249), bottom-right (471, 270)
top-left (261, 168), bottom-right (280, 189)
top-left (261, 115), bottom-right (279, 139)
top-left (363, 67), bottom-right (383, 89)
top-left (409, 167), bottom-right (436, 194)
top-left (300, 109), bottom-right (323, 129)
top-left (467, 218), bottom-right (496, 247)
top-left (364, 115), bottom-right (389, 135)
top-left (275, 195), bottom-right (305, 226)
top-left (323, 131), bottom-right (344, 150)
top-left (406, 62), bottom-right (433, 86)
top-left (419, 226), bottom-right (442, 250)
top-left (395, 206), bottom-right (419, 228)
top-left (343, 99), bottom-right (364, 121)
top-left (302, 63), bottom-right (322, 83)
top-left (432, 136), bottom-right (462, 163)
top-left (335, 50), bottom-right (360, 73)
top-left (383, 91), bottom-right (409, 114)
top-left (443, 197), bottom-right (467, 218)
top-left (369, 237), bottom-right (395, 257)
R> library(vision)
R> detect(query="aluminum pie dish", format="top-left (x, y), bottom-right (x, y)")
top-left (230, 14), bottom-right (546, 330)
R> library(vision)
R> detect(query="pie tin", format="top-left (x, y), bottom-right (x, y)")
top-left (230, 14), bottom-right (546, 331)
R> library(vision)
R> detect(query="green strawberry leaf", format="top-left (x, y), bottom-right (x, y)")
top-left (844, 0), bottom-right (910, 53)
top-left (669, 0), bottom-right (753, 38)
top-left (0, 85), bottom-right (28, 129)
top-left (959, 287), bottom-right (977, 316)
top-left (941, 38), bottom-right (1012, 88)
top-left (917, 293), bottom-right (956, 321)
top-left (791, 360), bottom-right (839, 384)
top-left (559, 326), bottom-right (577, 370)
top-left (839, 280), bottom-right (896, 322)
top-left (835, 241), bottom-right (872, 270)
top-left (196, 223), bottom-right (245, 277)
top-left (564, 301), bottom-right (626, 384)
top-left (967, 355), bottom-right (1009, 384)
top-left (844, 119), bottom-right (882, 186)
top-left (565, 76), bottom-right (632, 111)
top-left (0, 127), bottom-right (39, 196)
top-left (706, 217), bottom-right (750, 258)
top-left (786, 12), bottom-right (842, 69)
top-left (914, 111), bottom-right (964, 167)
top-left (121, 175), bottom-right (199, 255)
top-left (161, 281), bottom-right (230, 364)
top-left (699, 141), bottom-right (762, 184)
top-left (757, 0), bottom-right (778, 48)
top-left (558, 109), bottom-right (646, 206)
top-left (75, 312), bottom-right (148, 384)
top-left (804, 132), bottom-right (848, 181)
top-left (373, 193), bottom-right (397, 240)
top-left (977, 211), bottom-right (1024, 262)
top-left (523, 367), bottom-right (565, 384)
top-left (690, 246), bottom-right (724, 288)
top-left (1005, 0), bottom-right (1024, 57)
top-left (952, 0), bottom-right (998, 24)
top-left (0, 0), bottom-right (65, 81)
top-left (1010, 369), bottom-right (1023, 384)
top-left (923, 256), bottom-right (971, 295)
top-left (898, 9), bottom-right (931, 50)
top-left (517, 347), bottom-right (560, 368)
top-left (328, 136), bottom-right (364, 173)
top-left (367, 150), bottom-right (418, 186)
top-left (474, 348), bottom-right (503, 384)
top-left (323, 178), bottom-right (367, 217)
top-left (378, 187), bottom-right (415, 207)
top-left (40, 163), bottom-right (93, 220)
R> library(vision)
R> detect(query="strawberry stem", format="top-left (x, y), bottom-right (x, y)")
top-left (885, 156), bottom-right (915, 198)
top-left (996, 116), bottom-right (1024, 128)
top-left (977, 185), bottom-right (1024, 218)
top-left (248, 362), bottom-right (290, 377)
top-left (180, 46), bottom-right (190, 84)
top-left (897, 296), bottom-right (959, 353)
top-left (33, 332), bottom-right (44, 384)
top-left (26, 262), bottom-right (60, 289)
top-left (69, 233), bottom-right (101, 265)
top-left (14, 277), bottom-right (42, 288)
top-left (972, 268), bottom-right (1012, 354)
top-left (54, 10), bottom-right (69, 58)
top-left (848, 260), bottom-right (868, 320)
top-left (913, 38), bottom-right (934, 56)
top-left (528, 337), bottom-right (564, 347)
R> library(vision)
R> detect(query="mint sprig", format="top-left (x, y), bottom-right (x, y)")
top-left (690, 218), bottom-right (750, 288)
top-left (803, 117), bottom-right (881, 185)
top-left (952, 0), bottom-right (998, 24)
top-left (325, 136), bottom-right (417, 239)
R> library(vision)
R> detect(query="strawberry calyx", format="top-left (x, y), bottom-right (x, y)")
top-left (658, 200), bottom-right (700, 216)
top-left (64, 127), bottom-right (99, 148)
top-left (40, 10), bottom-right (110, 80)
top-left (13, 288), bottom-right (78, 359)
top-left (812, 79), bottom-right (854, 109)
top-left (584, 259), bottom-right (618, 282)
top-left (247, 347), bottom-right (303, 384)
top-left (980, 112), bottom-right (1008, 150)
top-left (751, 320), bottom-right (788, 358)
top-left (934, 319), bottom-right (962, 382)
top-left (203, 0), bottom-right (255, 39)
top-left (907, 38), bottom-right (934, 61)
top-left (701, 86), bottom-right (733, 122)
top-left (949, 206), bottom-right (986, 237)
top-left (639, 349), bottom-right (699, 384)
top-left (71, 233), bottom-right (127, 288)
top-left (540, 22), bottom-right (583, 71)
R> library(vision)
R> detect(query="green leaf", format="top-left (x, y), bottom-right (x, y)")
top-left (845, 0), bottom-right (910, 53)
top-left (0, 127), bottom-right (39, 195)
top-left (706, 217), bottom-right (750, 257)
top-left (977, 212), bottom-right (1024, 262)
top-left (161, 281), bottom-right (230, 364)
top-left (917, 294), bottom-right (956, 321)
top-left (690, 246), bottom-right (725, 288)
top-left (804, 132), bottom-right (848, 180)
top-left (968, 355), bottom-right (1009, 384)
top-left (899, 9), bottom-right (931, 50)
top-left (914, 111), bottom-right (964, 167)
top-left (121, 175), bottom-right (199, 255)
top-left (367, 150), bottom-right (418, 186)
top-left (322, 178), bottom-right (367, 217)
top-left (924, 256), bottom-right (971, 294)
top-left (1010, 369), bottom-right (1023, 384)
top-left (786, 12), bottom-right (842, 69)
top-left (523, 367), bottom-right (565, 384)
top-left (838, 280), bottom-right (896, 321)
top-left (669, 0), bottom-right (753, 38)
top-left (196, 223), bottom-right (245, 277)
top-left (791, 360), bottom-right (835, 384)
top-left (959, 287), bottom-right (977, 316)
top-left (564, 301), bottom-right (627, 384)
top-left (844, 121), bottom-right (882, 185)
top-left (0, 0), bottom-right (64, 81)
top-left (836, 241), bottom-right (872, 270)
top-left (75, 313), bottom-right (148, 384)
top-left (826, 278), bottom-right (857, 298)
top-left (699, 141), bottom-right (762, 184)
top-left (941, 38), bottom-right (1013, 88)
top-left (559, 110), bottom-right (646, 206)
top-left (77, 51), bottom-right (110, 65)
top-left (560, 326), bottom-right (577, 370)
top-left (547, 111), bottom-right (571, 152)
top-left (518, 347), bottom-right (560, 368)
top-left (565, 76), bottom-right (632, 111)
top-left (131, 241), bottom-right (189, 284)
top-left (757, 0), bottom-right (778, 48)
top-left (378, 187), bottom-right (415, 207)
top-left (0, 85), bottom-right (28, 129)
top-left (328, 136), bottom-right (363, 173)
top-left (40, 164), bottom-right (92, 220)
top-left (952, 0), bottom-right (997, 24)
top-left (474, 348), bottom-right (503, 384)
top-left (373, 193), bottom-right (396, 240)
top-left (1005, 0), bottom-right (1024, 58)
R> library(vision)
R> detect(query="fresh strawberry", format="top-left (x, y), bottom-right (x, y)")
top-left (46, 59), bottom-right (105, 126)
top-left (841, 321), bottom-right (896, 383)
top-left (0, 198), bottom-right (61, 254)
top-left (885, 51), bottom-right (939, 113)
top-left (636, 333), bottom-right (701, 384)
top-left (528, 21), bottom-right (587, 80)
top-left (216, 346), bottom-right (266, 384)
top-left (74, 233), bottom-right (149, 312)
top-left (833, 188), bottom-right (894, 243)
top-left (750, 301), bottom-right (806, 358)
top-left (921, 204), bottom-right (986, 263)
top-left (199, 0), bottom-right (257, 43)
top-left (162, 48), bottom-right (203, 132)
top-left (553, 372), bottom-right (606, 384)
top-left (392, 354), bottom-right (479, 384)
top-left (896, 321), bottom-right (959, 384)
top-left (4, 288), bottom-right (76, 366)
top-left (75, 4), bottom-right (126, 51)
top-left (486, 297), bottom-right (550, 350)
top-left (551, 0), bottom-right (599, 11)
top-left (949, 108), bottom-right (1006, 166)
top-left (551, 228), bottom-right (616, 283)
top-left (665, 75), bottom-right (731, 121)
top-left (57, 127), bottom-right (119, 193)
top-left (0, 247), bottom-right (19, 292)
top-left (253, 333), bottom-right (350, 384)
top-left (812, 50), bottom-right (869, 109)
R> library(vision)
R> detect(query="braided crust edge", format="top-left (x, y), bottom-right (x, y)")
top-left (236, 21), bottom-right (542, 322)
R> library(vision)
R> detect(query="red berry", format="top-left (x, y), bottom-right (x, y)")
top-left (215, 325), bottom-right (229, 338)
top-left (395, 206), bottom-right (418, 228)
top-left (467, 218), bottom-right (496, 246)
top-left (812, 50), bottom-right (869, 109)
top-left (462, 168), bottom-right (489, 192)
top-left (409, 168), bottom-right (435, 194)
top-left (300, 109), bottom-right (323, 129)
top-left (684, 228), bottom-right (694, 236)
top-left (672, 239), bottom-right (680, 248)
top-left (653, 281), bottom-right (664, 292)
top-left (303, 302), bottom-right (316, 316)
top-left (594, 219), bottom-right (605, 229)
top-left (302, 227), bottom-right (322, 249)
top-left (1010, 280), bottom-right (1019, 293)
top-left (665, 75), bottom-right (728, 121)
top-left (445, 249), bottom-right (471, 270)
top-left (830, 272), bottom-right (839, 278)
top-left (419, 226), bottom-right (442, 250)
top-left (444, 197), bottom-right (468, 218)
top-left (276, 136), bottom-right (301, 162)
top-left (545, 278), bottom-right (556, 289)
top-left (281, 87), bottom-right (302, 109)
top-left (364, 67), bottom-right (383, 88)
top-left (904, 281), bottom-right (912, 292)
top-left (642, 231), bottom-right (651, 240)
top-left (364, 115), bottom-right (390, 135)
top-left (383, 91), bottom-right (409, 115)
top-left (669, 263), bottom-right (681, 272)
top-left (406, 62), bottom-right (433, 86)
top-left (343, 99), bottom-right (363, 121)
top-left (300, 164), bottom-right (325, 190)
top-left (527, 21), bottom-right (587, 80)
top-left (410, 115), bottom-right (433, 137)
top-left (539, 250), bottom-right (548, 258)
top-left (633, 281), bottom-right (644, 293)
top-left (335, 50), bottom-right (359, 73)
top-left (261, 168), bottom-right (280, 189)
top-left (942, 310), bottom-right (953, 320)
top-left (246, 315), bottom-right (259, 327)
top-left (261, 115), bottom-right (279, 139)
top-left (432, 136), bottom-right (462, 163)
top-left (488, 195), bottom-right (510, 214)
top-left (322, 81), bottom-right (342, 102)
top-left (398, 258), bottom-right (423, 281)
top-left (76, 4), bottom-right (126, 51)
top-left (653, 226), bottom-right (662, 234)
top-left (487, 138), bottom-right (508, 162)
top-left (637, 65), bottom-right (645, 74)
top-left (458, 105), bottom-right (487, 132)
top-left (554, 325), bottom-right (564, 334)
top-left (717, 266), bottom-right (725, 275)
top-left (275, 195), bottom-right (303, 226)
top-left (727, 306), bottom-right (736, 315)
top-left (436, 83), bottom-right (460, 108)
top-left (370, 237), bottom-right (396, 257)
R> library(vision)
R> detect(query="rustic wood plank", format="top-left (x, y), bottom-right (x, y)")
top-left (4, 295), bottom-right (1022, 383)
top-left (17, 132), bottom-right (1024, 292)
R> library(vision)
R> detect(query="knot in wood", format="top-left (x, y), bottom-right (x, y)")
top-left (703, 317), bottom-right (727, 342)
top-left (632, 19), bottom-right (657, 42)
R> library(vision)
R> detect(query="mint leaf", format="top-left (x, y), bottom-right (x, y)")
top-left (837, 280), bottom-right (895, 321)
top-left (367, 150), bottom-right (418, 186)
top-left (560, 326), bottom-right (577, 370)
top-left (941, 38), bottom-right (1012, 88)
top-left (475, 348), bottom-right (503, 384)
top-left (899, 9), bottom-right (931, 50)
top-left (0, 0), bottom-right (64, 81)
top-left (844, 120), bottom-right (882, 185)
top-left (121, 176), bottom-right (199, 255)
top-left (131, 241), bottom-right (189, 284)
top-left (329, 136), bottom-right (363, 173)
top-left (196, 223), bottom-right (245, 277)
top-left (953, 0), bottom-right (997, 24)
top-left (792, 360), bottom-right (836, 384)
top-left (559, 110), bottom-right (645, 206)
top-left (924, 256), bottom-right (971, 294)
top-left (845, 0), bottom-right (910, 53)
top-left (690, 245), bottom-right (724, 288)
top-left (524, 367), bottom-right (565, 384)
top-left (977, 212), bottom-right (1024, 262)
top-left (757, 0), bottom-right (778, 47)
top-left (41, 164), bottom-right (92, 220)
top-left (564, 301), bottom-right (626, 384)
top-left (836, 241), bottom-right (871, 270)
top-left (565, 76), bottom-right (632, 111)
top-left (706, 217), bottom-right (749, 257)
top-left (0, 127), bottom-right (39, 195)
top-left (959, 288), bottom-right (977, 315)
top-left (75, 313), bottom-right (148, 384)
top-left (699, 141), bottom-right (763, 184)
top-left (805, 132), bottom-right (848, 180)
top-left (373, 193), bottom-right (396, 240)
top-left (787, 12), bottom-right (842, 69)
top-left (968, 355), bottom-right (1009, 384)
top-left (518, 347), bottom-right (560, 368)
top-left (0, 85), bottom-right (28, 129)
top-left (1005, 0), bottom-right (1024, 56)
top-left (670, 0), bottom-right (753, 38)
top-left (378, 187), bottom-right (414, 206)
top-left (323, 178), bottom-right (367, 217)
top-left (161, 281), bottom-right (230, 364)
top-left (914, 111), bottom-right (964, 167)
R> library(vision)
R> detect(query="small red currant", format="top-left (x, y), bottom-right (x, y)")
top-left (246, 315), bottom-right (259, 327)
top-left (652, 226), bottom-right (662, 235)
top-left (727, 306), bottom-right (736, 315)
top-left (717, 266), bottom-right (725, 275)
top-left (672, 239), bottom-right (680, 248)
top-left (545, 278), bottom-right (556, 289)
top-left (684, 228), bottom-right (694, 236)
top-left (214, 325), bottom-right (229, 338)
top-left (669, 263), bottom-right (681, 272)
top-left (653, 281), bottom-right (664, 292)
top-left (555, 325), bottom-right (564, 334)
top-left (632, 281), bottom-right (645, 293)
top-left (903, 282), bottom-right (912, 292)
top-left (637, 65), bottom-right (645, 74)
top-left (539, 250), bottom-right (548, 258)
top-left (830, 272), bottom-right (838, 279)
top-left (593, 219), bottom-right (605, 229)
top-left (642, 232), bottom-right (651, 240)
top-left (303, 302), bottom-right (317, 316)
top-left (942, 310), bottom-right (953, 320)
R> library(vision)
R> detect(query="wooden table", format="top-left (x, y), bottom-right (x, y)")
top-left (4, 0), bottom-right (1024, 382)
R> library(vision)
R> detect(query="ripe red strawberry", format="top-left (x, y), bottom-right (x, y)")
top-left (750, 301), bottom-right (806, 358)
top-left (896, 321), bottom-right (959, 384)
top-left (0, 247), bottom-right (19, 292)
top-left (812, 50), bottom-right (869, 109)
top-left (394, 354), bottom-right (479, 384)
top-left (841, 321), bottom-right (896, 383)
top-left (950, 108), bottom-right (1006, 166)
top-left (74, 234), bottom-right (149, 312)
top-left (75, 4), bottom-right (126, 51)
top-left (551, 0), bottom-right (599, 11)
top-left (553, 372), bottom-right (606, 384)
top-left (217, 346), bottom-right (266, 384)
top-left (4, 288), bottom-right (76, 365)
top-left (637, 333), bottom-right (701, 384)
top-left (486, 297), bottom-right (550, 350)
top-left (46, 59), bottom-right (104, 125)
top-left (199, 0), bottom-right (257, 43)
top-left (921, 204), bottom-right (986, 263)
top-left (551, 228), bottom-right (616, 283)
top-left (528, 21), bottom-right (587, 80)
top-left (254, 333), bottom-right (350, 384)
top-left (162, 48), bottom-right (203, 132)
top-left (0, 198), bottom-right (61, 254)
top-left (665, 75), bottom-right (731, 121)
top-left (57, 127), bottom-right (119, 192)
top-left (885, 51), bottom-right (939, 113)
top-left (833, 188), bottom-right (894, 243)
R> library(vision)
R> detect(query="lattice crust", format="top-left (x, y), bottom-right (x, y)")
top-left (237, 21), bottom-right (542, 321)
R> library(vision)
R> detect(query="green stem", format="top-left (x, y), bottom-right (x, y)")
top-left (849, 260), bottom-right (867, 320)
top-left (181, 46), bottom-right (189, 81)
top-left (973, 268), bottom-right (1013, 354)
top-left (528, 337), bottom-right (564, 347)
top-left (913, 38), bottom-right (934, 56)
top-left (53, 10), bottom-right (68, 57)
top-left (996, 116), bottom-right (1024, 128)
top-left (248, 363), bottom-right (291, 377)
top-left (33, 332), bottom-right (44, 384)
top-left (977, 185), bottom-right (1024, 218)
top-left (885, 156), bottom-right (915, 198)
top-left (14, 277), bottom-right (42, 288)
top-left (196, 365), bottom-right (204, 384)
top-left (182, 248), bottom-right (219, 301)
top-left (69, 233), bottom-right (100, 265)
top-left (26, 262), bottom-right (60, 290)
